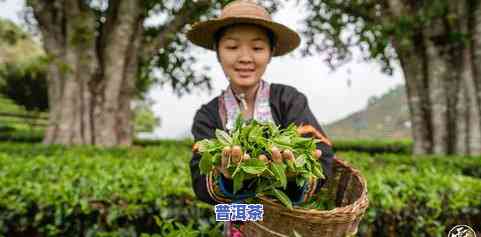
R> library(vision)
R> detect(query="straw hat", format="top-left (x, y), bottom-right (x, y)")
top-left (186, 0), bottom-right (301, 56)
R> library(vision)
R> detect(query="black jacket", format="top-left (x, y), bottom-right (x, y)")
top-left (190, 83), bottom-right (334, 205)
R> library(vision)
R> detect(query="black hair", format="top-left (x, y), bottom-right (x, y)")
top-left (213, 23), bottom-right (277, 53)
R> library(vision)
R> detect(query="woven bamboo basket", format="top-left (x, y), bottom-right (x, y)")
top-left (243, 157), bottom-right (369, 237)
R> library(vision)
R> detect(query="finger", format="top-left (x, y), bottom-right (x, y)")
top-left (218, 157), bottom-right (231, 179)
top-left (258, 154), bottom-right (268, 163)
top-left (221, 154), bottom-right (229, 169)
top-left (315, 149), bottom-right (322, 160)
top-left (243, 153), bottom-right (250, 162)
top-left (282, 149), bottom-right (294, 162)
top-left (271, 146), bottom-right (282, 163)
top-left (231, 145), bottom-right (242, 164)
top-left (221, 147), bottom-right (231, 168)
top-left (222, 146), bottom-right (231, 158)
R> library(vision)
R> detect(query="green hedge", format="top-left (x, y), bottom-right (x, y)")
top-left (0, 133), bottom-right (414, 155)
top-left (0, 131), bottom-right (44, 143)
top-left (340, 152), bottom-right (481, 236)
top-left (1, 142), bottom-right (480, 236)
top-left (0, 133), bottom-right (194, 148)
top-left (332, 139), bottom-right (412, 154)
top-left (0, 142), bottom-right (223, 237)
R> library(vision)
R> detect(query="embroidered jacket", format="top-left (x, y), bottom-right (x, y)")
top-left (190, 83), bottom-right (334, 205)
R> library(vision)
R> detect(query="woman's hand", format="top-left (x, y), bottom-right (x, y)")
top-left (218, 145), bottom-right (248, 179)
top-left (272, 146), bottom-right (322, 177)
top-left (217, 145), bottom-right (322, 179)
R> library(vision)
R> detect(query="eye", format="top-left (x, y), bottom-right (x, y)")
top-left (253, 46), bottom-right (265, 51)
top-left (226, 45), bottom-right (238, 50)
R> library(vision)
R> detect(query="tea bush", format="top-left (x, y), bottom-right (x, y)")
top-left (0, 142), bottom-right (222, 236)
top-left (0, 142), bottom-right (480, 236)
top-left (340, 152), bottom-right (481, 236)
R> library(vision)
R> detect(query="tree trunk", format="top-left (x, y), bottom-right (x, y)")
top-left (29, 0), bottom-right (144, 147)
top-left (27, 0), bottom-right (212, 147)
top-left (389, 0), bottom-right (481, 155)
top-left (92, 1), bottom-right (144, 147)
top-left (469, 0), bottom-right (481, 154)
top-left (423, 21), bottom-right (450, 154)
top-left (395, 39), bottom-right (432, 155)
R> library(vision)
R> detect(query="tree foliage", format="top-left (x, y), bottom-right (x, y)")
top-left (0, 19), bottom-right (48, 112)
top-left (301, 0), bottom-right (481, 155)
top-left (0, 60), bottom-right (49, 112)
top-left (133, 100), bottom-right (161, 133)
top-left (300, 0), bottom-right (462, 74)
top-left (23, 0), bottom-right (284, 99)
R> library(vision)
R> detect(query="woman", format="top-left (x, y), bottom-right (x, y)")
top-left (187, 1), bottom-right (334, 236)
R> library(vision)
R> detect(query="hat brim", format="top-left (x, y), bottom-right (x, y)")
top-left (187, 17), bottom-right (301, 57)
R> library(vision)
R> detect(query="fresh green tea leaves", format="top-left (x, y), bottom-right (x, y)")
top-left (234, 114), bottom-right (244, 132)
top-left (241, 159), bottom-right (267, 175)
top-left (215, 129), bottom-right (233, 146)
top-left (272, 188), bottom-right (293, 210)
top-left (194, 114), bottom-right (325, 209)
top-left (233, 170), bottom-right (245, 194)
top-left (296, 175), bottom-right (306, 188)
top-left (231, 162), bottom-right (242, 177)
top-left (270, 163), bottom-right (287, 189)
top-left (295, 154), bottom-right (307, 168)
top-left (199, 152), bottom-right (213, 174)
top-left (248, 126), bottom-right (264, 143)
top-left (313, 166), bottom-right (325, 179)
top-left (197, 139), bottom-right (224, 154)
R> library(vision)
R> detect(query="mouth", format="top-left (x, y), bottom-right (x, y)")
top-left (235, 68), bottom-right (255, 78)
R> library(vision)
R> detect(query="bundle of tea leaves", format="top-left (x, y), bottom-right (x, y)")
top-left (195, 115), bottom-right (325, 209)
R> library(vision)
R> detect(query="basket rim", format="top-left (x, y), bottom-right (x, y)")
top-left (257, 156), bottom-right (369, 216)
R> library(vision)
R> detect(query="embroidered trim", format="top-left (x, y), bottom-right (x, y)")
top-left (219, 95), bottom-right (227, 130)
top-left (222, 80), bottom-right (274, 131)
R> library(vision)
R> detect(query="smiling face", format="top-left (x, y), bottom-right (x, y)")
top-left (217, 24), bottom-right (272, 91)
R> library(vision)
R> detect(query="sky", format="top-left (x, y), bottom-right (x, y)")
top-left (0, 0), bottom-right (405, 139)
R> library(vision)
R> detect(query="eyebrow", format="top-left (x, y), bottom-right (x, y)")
top-left (251, 37), bottom-right (268, 42)
top-left (222, 36), bottom-right (268, 42)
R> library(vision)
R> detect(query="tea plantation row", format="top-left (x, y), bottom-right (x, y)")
top-left (0, 133), bottom-right (413, 154)
top-left (0, 142), bottom-right (480, 236)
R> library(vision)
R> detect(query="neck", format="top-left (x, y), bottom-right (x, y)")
top-left (231, 82), bottom-right (261, 106)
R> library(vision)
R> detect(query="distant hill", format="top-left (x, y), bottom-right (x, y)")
top-left (324, 84), bottom-right (412, 140)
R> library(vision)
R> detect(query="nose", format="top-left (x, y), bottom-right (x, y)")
top-left (238, 46), bottom-right (253, 64)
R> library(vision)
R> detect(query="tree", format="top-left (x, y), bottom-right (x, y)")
top-left (24, 0), bottom-right (284, 147)
top-left (1, 18), bottom-right (162, 138)
top-left (301, 0), bottom-right (481, 155)
top-left (21, 0), bottom-right (204, 146)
